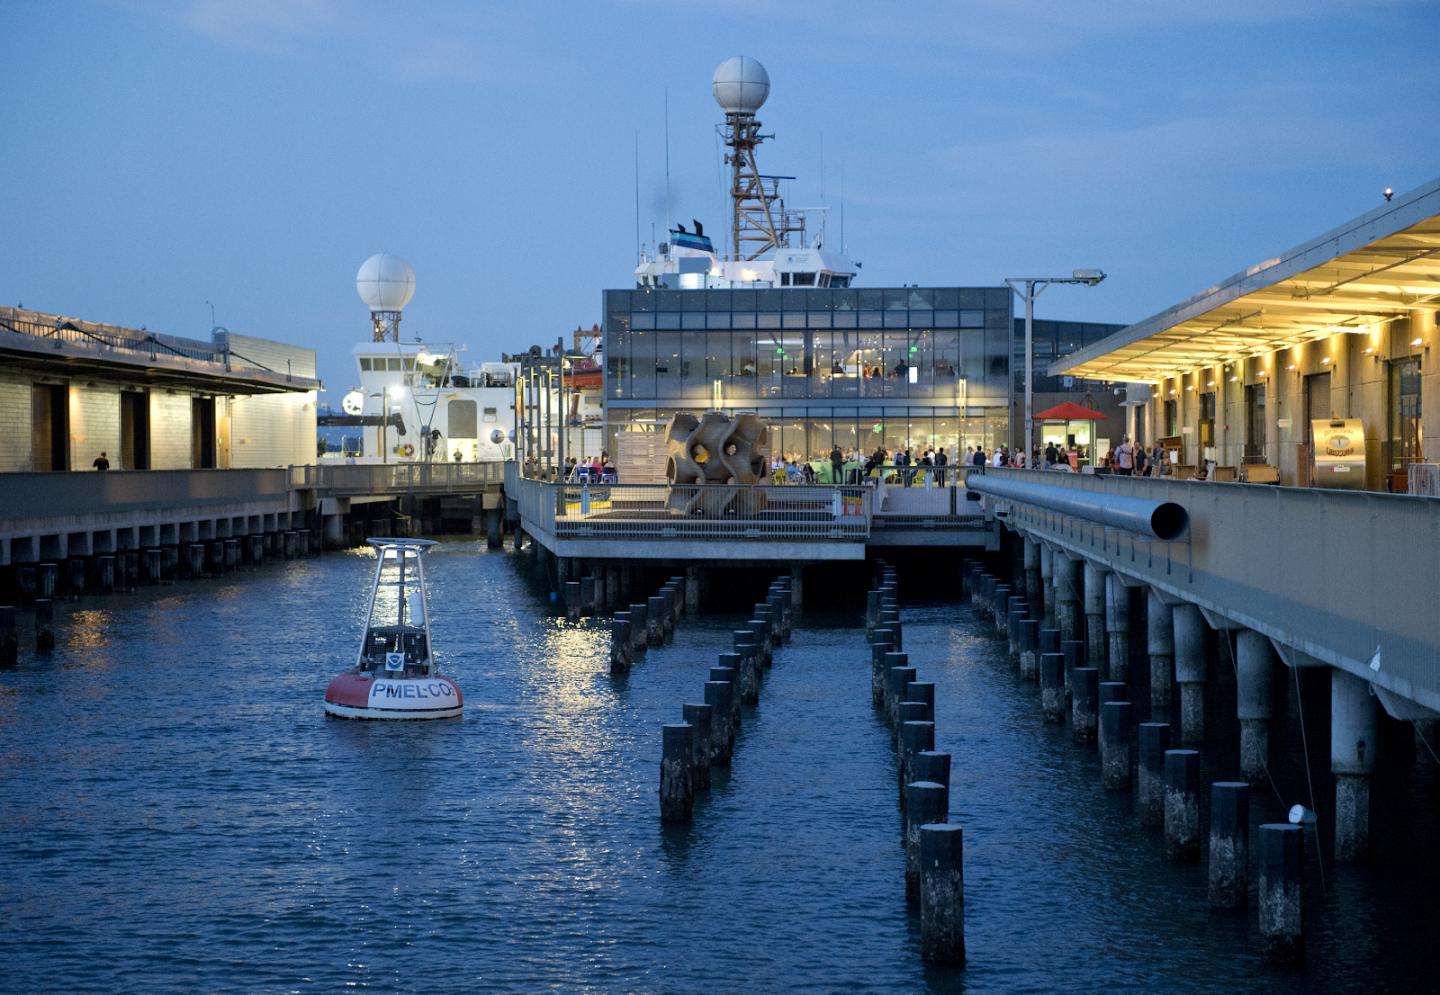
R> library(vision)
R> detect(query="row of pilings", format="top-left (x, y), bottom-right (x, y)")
top-left (865, 561), bottom-right (965, 968)
top-left (967, 554), bottom-right (1305, 964)
top-left (659, 576), bottom-right (794, 824)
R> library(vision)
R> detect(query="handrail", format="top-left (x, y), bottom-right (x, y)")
top-left (969, 470), bottom-right (1189, 540)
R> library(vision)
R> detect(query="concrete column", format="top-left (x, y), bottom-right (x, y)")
top-left (1083, 562), bottom-right (1107, 672)
top-left (1236, 630), bottom-right (1276, 784)
top-left (1054, 556), bottom-right (1082, 645)
top-left (1146, 590), bottom-right (1174, 714)
top-left (1172, 603), bottom-right (1207, 744)
top-left (1023, 537), bottom-right (1041, 610)
top-left (1039, 544), bottom-right (1056, 627)
top-left (1331, 669), bottom-right (1379, 862)
top-left (1104, 574), bottom-right (1131, 683)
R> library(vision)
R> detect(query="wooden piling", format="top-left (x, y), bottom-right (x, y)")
top-left (1163, 749), bottom-right (1201, 861)
top-left (34, 599), bottom-right (55, 652)
top-left (919, 824), bottom-right (966, 966)
top-left (905, 782), bottom-right (948, 904)
top-left (899, 720), bottom-right (936, 809)
top-left (1137, 722), bottom-right (1170, 828)
top-left (1209, 781), bottom-right (1250, 909)
top-left (610, 617), bottom-right (633, 673)
top-left (1258, 823), bottom-right (1304, 963)
top-left (682, 704), bottom-right (713, 790)
top-left (1100, 700), bottom-right (1133, 790)
top-left (660, 724), bottom-right (694, 824)
top-left (1071, 667), bottom-right (1099, 743)
top-left (1040, 651), bottom-right (1066, 723)
top-left (702, 681), bottom-right (734, 763)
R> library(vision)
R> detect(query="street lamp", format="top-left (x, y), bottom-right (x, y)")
top-left (1006, 269), bottom-right (1106, 461)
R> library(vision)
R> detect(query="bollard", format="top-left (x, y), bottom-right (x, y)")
top-left (905, 782), bottom-right (948, 904)
top-left (628, 603), bottom-right (649, 653)
top-left (647, 596), bottom-right (666, 646)
top-left (610, 617), bottom-right (633, 673)
top-left (733, 636), bottom-right (761, 705)
top-left (1040, 652), bottom-right (1066, 723)
top-left (703, 681), bottom-right (734, 763)
top-left (919, 824), bottom-right (966, 966)
top-left (1209, 782), bottom-right (1250, 909)
top-left (34, 599), bottom-right (55, 652)
top-left (714, 657), bottom-right (743, 729)
top-left (1137, 722), bottom-right (1171, 827)
top-left (1099, 701), bottom-right (1133, 790)
top-left (912, 751), bottom-right (951, 816)
top-left (682, 704), bottom-right (713, 791)
top-left (1257, 823), bottom-right (1304, 964)
top-left (1071, 667), bottom-right (1099, 743)
top-left (1099, 681), bottom-right (1127, 706)
top-left (1018, 619), bottom-right (1040, 680)
top-left (660, 724), bottom-right (694, 823)
top-left (565, 581), bottom-right (582, 621)
top-left (0, 606), bottom-right (17, 666)
top-left (1163, 749), bottom-right (1201, 861)
top-left (904, 681), bottom-right (936, 724)
top-left (1039, 627), bottom-right (1060, 656)
top-left (899, 721), bottom-right (936, 810)
top-left (870, 629), bottom-right (895, 708)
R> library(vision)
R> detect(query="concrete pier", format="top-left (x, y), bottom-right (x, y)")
top-left (1258, 823), bottom-right (1304, 964)
top-left (1147, 591), bottom-right (1174, 714)
top-left (1172, 603), bottom-right (1208, 744)
top-left (1040, 652), bottom-right (1066, 723)
top-left (659, 723), bottom-right (694, 824)
top-left (1331, 669), bottom-right (1378, 862)
top-left (1236, 630), bottom-right (1275, 784)
top-left (1083, 561), bottom-right (1108, 672)
top-left (1039, 544), bottom-right (1055, 627)
top-left (1163, 749), bottom-right (1201, 861)
top-left (1018, 619), bottom-right (1039, 680)
top-left (905, 782), bottom-right (947, 904)
top-left (1100, 700), bottom-right (1132, 790)
top-left (1023, 536), bottom-right (1041, 610)
top-left (919, 824), bottom-right (966, 966)
top-left (1208, 781), bottom-right (1250, 909)
top-left (1072, 667), bottom-right (1099, 743)
top-left (682, 704), bottom-right (713, 791)
top-left (1104, 573), bottom-right (1130, 682)
top-left (1136, 722), bottom-right (1170, 827)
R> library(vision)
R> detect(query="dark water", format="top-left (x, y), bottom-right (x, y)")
top-left (1, 541), bottom-right (1435, 992)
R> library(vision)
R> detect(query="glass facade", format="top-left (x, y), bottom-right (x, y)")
top-left (1013, 318), bottom-right (1127, 395)
top-left (604, 287), bottom-right (1013, 459)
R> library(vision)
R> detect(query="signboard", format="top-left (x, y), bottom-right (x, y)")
top-left (385, 652), bottom-right (405, 672)
top-left (1310, 418), bottom-right (1366, 490)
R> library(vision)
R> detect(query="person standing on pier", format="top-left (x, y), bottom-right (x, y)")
top-left (830, 444), bottom-right (844, 483)
top-left (92, 452), bottom-right (110, 471)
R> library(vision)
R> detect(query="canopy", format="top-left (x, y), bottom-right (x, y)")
top-left (1052, 176), bottom-right (1440, 383)
top-left (1035, 401), bottom-right (1108, 421)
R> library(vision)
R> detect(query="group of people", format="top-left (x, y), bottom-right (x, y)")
top-left (964, 436), bottom-right (1171, 476)
top-left (764, 444), bottom-right (952, 487)
top-left (561, 453), bottom-right (617, 483)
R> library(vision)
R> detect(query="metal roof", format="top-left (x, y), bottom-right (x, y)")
top-left (1051, 176), bottom-right (1440, 382)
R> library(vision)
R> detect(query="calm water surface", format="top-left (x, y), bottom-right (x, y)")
top-left (1, 540), bottom-right (1434, 992)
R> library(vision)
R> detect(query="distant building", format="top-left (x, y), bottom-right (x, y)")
top-left (0, 306), bottom-right (320, 472)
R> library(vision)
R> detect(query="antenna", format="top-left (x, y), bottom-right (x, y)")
top-left (713, 55), bottom-right (800, 261)
top-left (840, 164), bottom-right (846, 255)
top-left (819, 131), bottom-right (825, 202)
top-left (664, 88), bottom-right (671, 235)
top-left (634, 130), bottom-right (641, 263)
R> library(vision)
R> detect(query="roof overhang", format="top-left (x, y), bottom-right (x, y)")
top-left (1051, 176), bottom-right (1440, 383)
top-left (0, 327), bottom-right (320, 395)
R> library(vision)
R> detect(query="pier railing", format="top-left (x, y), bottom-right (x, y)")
top-left (1, 468), bottom-right (293, 523)
top-left (292, 461), bottom-right (506, 496)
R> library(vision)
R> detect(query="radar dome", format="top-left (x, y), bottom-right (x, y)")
top-left (712, 56), bottom-right (769, 114)
top-left (356, 253), bottom-right (416, 312)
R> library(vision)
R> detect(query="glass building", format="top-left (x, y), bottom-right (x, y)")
top-left (603, 286), bottom-right (1014, 460)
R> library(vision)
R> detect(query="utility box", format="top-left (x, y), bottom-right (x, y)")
top-left (1310, 418), bottom-right (1366, 489)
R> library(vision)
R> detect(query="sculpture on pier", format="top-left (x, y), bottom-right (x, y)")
top-left (664, 411), bottom-right (768, 516)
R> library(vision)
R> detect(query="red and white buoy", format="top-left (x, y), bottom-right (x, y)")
top-left (324, 538), bottom-right (463, 720)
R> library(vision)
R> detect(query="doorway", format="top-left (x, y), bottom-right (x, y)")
top-left (121, 390), bottom-right (150, 470)
top-left (192, 396), bottom-right (216, 468)
top-left (30, 383), bottom-right (69, 471)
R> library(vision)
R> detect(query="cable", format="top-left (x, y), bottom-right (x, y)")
top-left (1292, 660), bottom-right (1326, 894)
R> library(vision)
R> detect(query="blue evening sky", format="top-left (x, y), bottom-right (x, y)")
top-left (3, 1), bottom-right (1437, 395)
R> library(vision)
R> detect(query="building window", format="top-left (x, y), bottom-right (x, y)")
top-left (1390, 357), bottom-right (1422, 467)
top-left (1198, 391), bottom-right (1216, 453)
top-left (1244, 384), bottom-right (1266, 460)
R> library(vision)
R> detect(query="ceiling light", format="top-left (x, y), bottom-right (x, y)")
top-left (1285, 363), bottom-right (1297, 371)
top-left (1228, 375), bottom-right (1239, 382)
top-left (1412, 337), bottom-right (1424, 347)
top-left (1185, 384), bottom-right (1195, 391)
top-left (1320, 357), bottom-right (1332, 365)
top-left (1206, 379), bottom-right (1215, 387)
top-left (1362, 346), bottom-right (1374, 355)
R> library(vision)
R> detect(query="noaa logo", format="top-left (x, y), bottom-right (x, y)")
top-left (385, 652), bottom-right (405, 672)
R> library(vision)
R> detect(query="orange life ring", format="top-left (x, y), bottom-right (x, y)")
top-left (396, 443), bottom-right (415, 458)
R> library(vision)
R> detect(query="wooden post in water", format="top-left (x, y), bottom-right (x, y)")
top-left (1163, 749), bottom-right (1201, 861)
top-left (610, 617), bottom-right (633, 674)
top-left (34, 599), bottom-right (55, 652)
top-left (660, 724), bottom-right (694, 824)
top-left (565, 581), bottom-right (582, 621)
top-left (919, 824), bottom-right (966, 966)
top-left (870, 630), bottom-right (895, 708)
top-left (1209, 781), bottom-right (1250, 909)
top-left (1072, 667), bottom-right (1099, 743)
top-left (1100, 701), bottom-right (1133, 790)
top-left (1040, 652), bottom-right (1066, 723)
top-left (646, 596), bottom-right (666, 646)
top-left (1018, 619), bottom-right (1040, 681)
top-left (682, 704), bottom-right (712, 791)
top-left (1136, 722), bottom-right (1170, 828)
top-left (713, 658), bottom-right (742, 729)
top-left (733, 634), bottom-right (760, 705)
top-left (905, 781), bottom-right (947, 904)
top-left (628, 603), bottom-right (648, 654)
top-left (703, 681), bottom-right (734, 764)
top-left (899, 719), bottom-right (935, 810)
top-left (904, 681), bottom-right (935, 724)
top-left (912, 751), bottom-right (951, 815)
top-left (0, 606), bottom-right (17, 666)
top-left (1258, 823), bottom-right (1304, 964)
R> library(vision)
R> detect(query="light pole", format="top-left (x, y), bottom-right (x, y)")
top-left (1006, 269), bottom-right (1106, 461)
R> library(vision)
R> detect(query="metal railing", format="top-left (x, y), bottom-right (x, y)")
top-left (293, 461), bottom-right (506, 496)
top-left (512, 478), bottom-right (874, 542)
top-left (1, 468), bottom-right (293, 523)
top-left (984, 466), bottom-right (1440, 712)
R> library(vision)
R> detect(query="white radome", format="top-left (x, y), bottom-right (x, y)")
top-left (712, 56), bottom-right (769, 114)
top-left (356, 253), bottom-right (416, 312)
